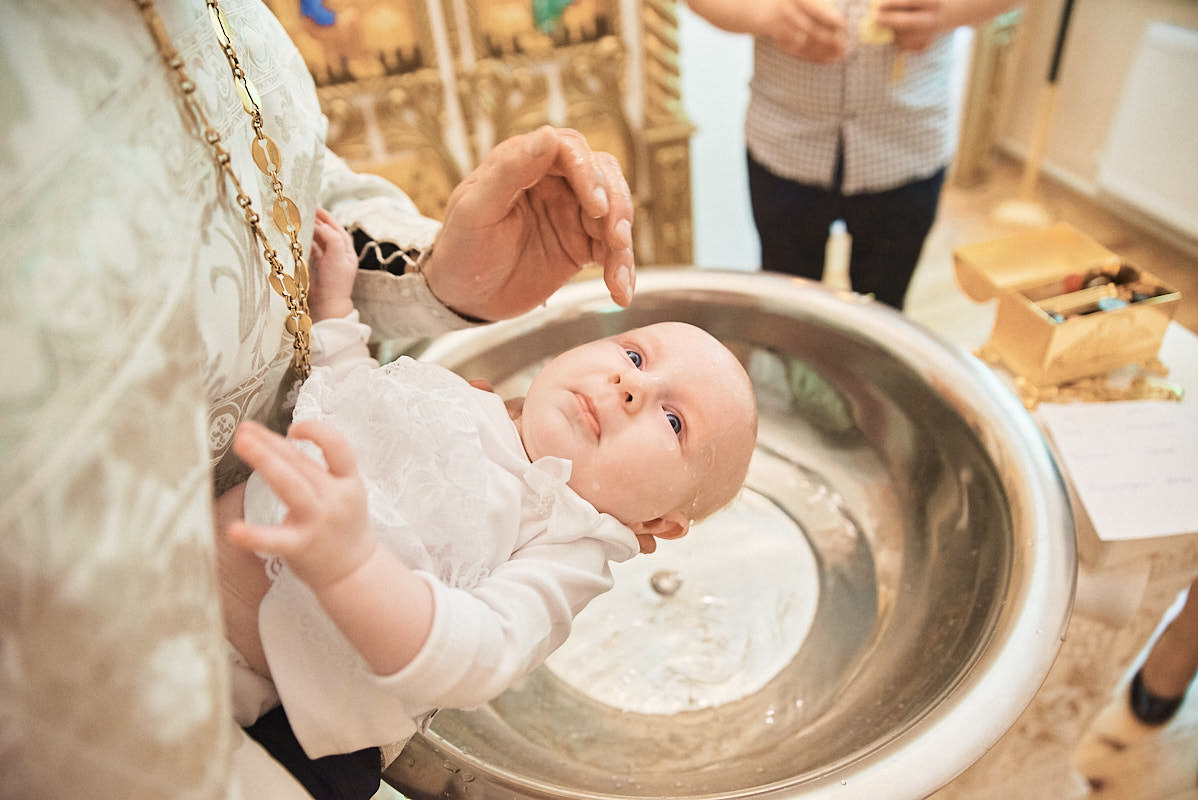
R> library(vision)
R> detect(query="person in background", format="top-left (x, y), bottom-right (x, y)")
top-left (2, 1), bottom-right (635, 797)
top-left (684, 0), bottom-right (1016, 308)
top-left (1130, 575), bottom-right (1198, 726)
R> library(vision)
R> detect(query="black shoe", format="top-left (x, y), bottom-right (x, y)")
top-left (1129, 668), bottom-right (1186, 726)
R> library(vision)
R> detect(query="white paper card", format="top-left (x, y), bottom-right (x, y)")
top-left (1037, 400), bottom-right (1198, 542)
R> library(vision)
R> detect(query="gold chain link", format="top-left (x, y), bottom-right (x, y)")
top-left (131, 0), bottom-right (312, 378)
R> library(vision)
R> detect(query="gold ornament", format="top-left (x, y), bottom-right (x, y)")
top-left (132, 0), bottom-right (313, 378)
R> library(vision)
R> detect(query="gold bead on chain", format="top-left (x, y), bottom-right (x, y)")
top-left (131, 0), bottom-right (312, 378)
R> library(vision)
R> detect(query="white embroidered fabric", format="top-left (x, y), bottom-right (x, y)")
top-left (2, 1), bottom-right (324, 794)
top-left (1, 1), bottom-right (463, 794)
top-left (244, 354), bottom-right (640, 757)
top-left (288, 358), bottom-right (497, 589)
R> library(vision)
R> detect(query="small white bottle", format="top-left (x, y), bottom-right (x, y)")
top-left (823, 218), bottom-right (852, 291)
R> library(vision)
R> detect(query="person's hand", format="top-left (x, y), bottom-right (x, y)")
top-left (226, 419), bottom-right (377, 591)
top-left (874, 0), bottom-right (950, 53)
top-left (308, 207), bottom-right (359, 321)
top-left (762, 0), bottom-right (847, 63)
top-left (420, 126), bottom-right (635, 322)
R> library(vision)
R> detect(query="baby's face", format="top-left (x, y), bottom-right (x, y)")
top-left (517, 322), bottom-right (756, 533)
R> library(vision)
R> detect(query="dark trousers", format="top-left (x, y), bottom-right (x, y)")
top-left (244, 706), bottom-right (383, 800)
top-left (746, 149), bottom-right (946, 309)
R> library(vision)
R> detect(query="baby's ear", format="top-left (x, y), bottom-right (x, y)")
top-left (630, 513), bottom-right (690, 554)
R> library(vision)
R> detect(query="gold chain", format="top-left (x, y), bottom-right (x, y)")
top-left (132, 0), bottom-right (312, 378)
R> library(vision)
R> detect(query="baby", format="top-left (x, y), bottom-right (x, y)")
top-left (214, 209), bottom-right (758, 761)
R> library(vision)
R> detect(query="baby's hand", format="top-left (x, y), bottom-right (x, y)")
top-left (308, 207), bottom-right (359, 321)
top-left (227, 419), bottom-right (377, 591)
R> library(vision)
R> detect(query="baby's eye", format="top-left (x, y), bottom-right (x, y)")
top-left (666, 411), bottom-right (682, 436)
top-left (625, 348), bottom-right (644, 368)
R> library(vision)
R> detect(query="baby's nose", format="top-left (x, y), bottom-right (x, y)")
top-left (612, 370), bottom-right (654, 412)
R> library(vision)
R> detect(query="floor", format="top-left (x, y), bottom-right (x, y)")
top-left (1074, 591), bottom-right (1198, 800)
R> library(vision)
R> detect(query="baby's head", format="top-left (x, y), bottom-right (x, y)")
top-left (515, 322), bottom-right (757, 554)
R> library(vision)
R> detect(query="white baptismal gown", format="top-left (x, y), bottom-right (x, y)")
top-left (242, 313), bottom-right (640, 758)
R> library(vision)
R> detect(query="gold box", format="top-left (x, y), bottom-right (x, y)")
top-left (953, 222), bottom-right (1180, 388)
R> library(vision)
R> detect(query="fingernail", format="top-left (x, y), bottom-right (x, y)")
top-left (617, 263), bottom-right (633, 300)
top-left (525, 126), bottom-right (552, 157)
top-left (592, 185), bottom-right (609, 215)
top-left (615, 218), bottom-right (632, 250)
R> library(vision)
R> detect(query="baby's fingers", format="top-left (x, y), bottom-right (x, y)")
top-left (233, 421), bottom-right (322, 508)
top-left (226, 518), bottom-right (303, 559)
top-left (288, 419), bottom-right (359, 479)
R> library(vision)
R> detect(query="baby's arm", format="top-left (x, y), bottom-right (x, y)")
top-left (228, 419), bottom-right (434, 675)
top-left (380, 532), bottom-right (624, 714)
top-left (307, 207), bottom-right (380, 374)
top-left (308, 207), bottom-right (359, 322)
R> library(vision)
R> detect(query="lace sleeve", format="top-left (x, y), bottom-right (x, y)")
top-left (318, 149), bottom-right (477, 343)
top-left (318, 148), bottom-right (439, 250)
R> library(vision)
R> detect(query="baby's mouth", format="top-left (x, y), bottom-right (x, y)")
top-left (573, 392), bottom-right (601, 438)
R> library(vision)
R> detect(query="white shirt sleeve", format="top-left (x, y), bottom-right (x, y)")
top-left (266, 498), bottom-right (637, 759)
top-left (309, 309), bottom-right (377, 377)
top-left (319, 148), bottom-right (439, 253)
top-left (375, 528), bottom-right (621, 712)
top-left (318, 149), bottom-right (476, 343)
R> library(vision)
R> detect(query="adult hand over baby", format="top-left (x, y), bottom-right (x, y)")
top-left (421, 125), bottom-right (636, 322)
